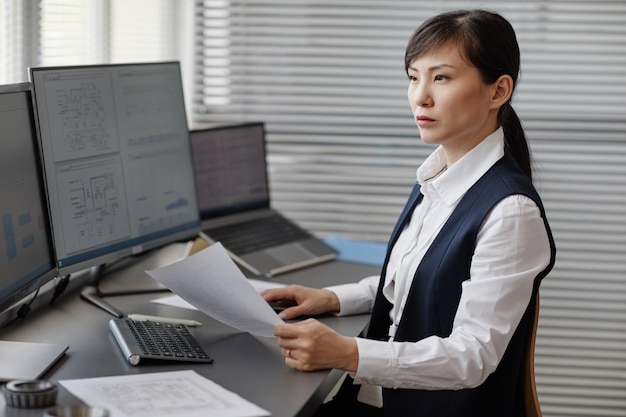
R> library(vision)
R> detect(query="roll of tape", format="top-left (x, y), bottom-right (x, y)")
top-left (1, 379), bottom-right (58, 408)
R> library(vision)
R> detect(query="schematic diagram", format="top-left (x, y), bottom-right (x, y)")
top-left (57, 161), bottom-right (130, 254)
top-left (41, 73), bottom-right (119, 163)
top-left (56, 81), bottom-right (112, 154)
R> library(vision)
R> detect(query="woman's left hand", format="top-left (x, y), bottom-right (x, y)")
top-left (274, 318), bottom-right (359, 372)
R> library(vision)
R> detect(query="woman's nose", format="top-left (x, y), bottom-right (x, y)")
top-left (410, 84), bottom-right (433, 108)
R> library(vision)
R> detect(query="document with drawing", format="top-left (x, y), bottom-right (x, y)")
top-left (60, 370), bottom-right (269, 417)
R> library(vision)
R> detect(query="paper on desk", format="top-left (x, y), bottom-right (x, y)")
top-left (60, 370), bottom-right (270, 417)
top-left (151, 279), bottom-right (286, 311)
top-left (151, 293), bottom-right (198, 310)
top-left (145, 242), bottom-right (283, 337)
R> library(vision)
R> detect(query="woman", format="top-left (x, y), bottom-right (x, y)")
top-left (262, 9), bottom-right (556, 416)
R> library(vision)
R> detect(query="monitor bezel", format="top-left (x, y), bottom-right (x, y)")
top-left (29, 62), bottom-right (201, 277)
top-left (0, 82), bottom-right (59, 317)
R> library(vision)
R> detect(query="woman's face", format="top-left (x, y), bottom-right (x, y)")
top-left (407, 42), bottom-right (500, 163)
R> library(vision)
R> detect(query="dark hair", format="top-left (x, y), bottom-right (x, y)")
top-left (405, 10), bottom-right (532, 180)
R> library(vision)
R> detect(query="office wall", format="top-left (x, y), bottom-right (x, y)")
top-left (189, 1), bottom-right (626, 416)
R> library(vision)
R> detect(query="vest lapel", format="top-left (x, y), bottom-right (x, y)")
top-left (388, 182), bottom-right (423, 249)
top-left (367, 182), bottom-right (423, 340)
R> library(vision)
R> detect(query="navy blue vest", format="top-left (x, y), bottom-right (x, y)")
top-left (367, 153), bottom-right (556, 417)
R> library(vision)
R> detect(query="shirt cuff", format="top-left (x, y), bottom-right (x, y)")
top-left (352, 337), bottom-right (399, 387)
top-left (325, 283), bottom-right (373, 316)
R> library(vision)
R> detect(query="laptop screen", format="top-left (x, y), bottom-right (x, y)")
top-left (190, 122), bottom-right (269, 218)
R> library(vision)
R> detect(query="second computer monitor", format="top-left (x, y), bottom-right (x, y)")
top-left (30, 62), bottom-right (200, 277)
top-left (0, 83), bottom-right (57, 318)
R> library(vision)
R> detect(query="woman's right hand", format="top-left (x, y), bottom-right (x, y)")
top-left (261, 285), bottom-right (340, 320)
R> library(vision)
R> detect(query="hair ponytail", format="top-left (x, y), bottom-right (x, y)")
top-left (499, 102), bottom-right (532, 180)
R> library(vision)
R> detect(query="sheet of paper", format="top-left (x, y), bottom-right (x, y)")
top-left (60, 370), bottom-right (270, 417)
top-left (151, 293), bottom-right (198, 310)
top-left (151, 279), bottom-right (286, 311)
top-left (248, 278), bottom-right (287, 292)
top-left (146, 242), bottom-right (283, 337)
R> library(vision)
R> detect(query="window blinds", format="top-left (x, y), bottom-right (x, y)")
top-left (110, 0), bottom-right (176, 63)
top-left (0, 0), bottom-right (178, 84)
top-left (0, 0), bottom-right (37, 84)
top-left (38, 0), bottom-right (107, 66)
top-left (191, 1), bottom-right (626, 416)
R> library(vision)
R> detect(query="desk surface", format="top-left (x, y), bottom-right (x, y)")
top-left (0, 243), bottom-right (380, 417)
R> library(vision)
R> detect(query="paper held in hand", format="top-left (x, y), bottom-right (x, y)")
top-left (145, 242), bottom-right (283, 337)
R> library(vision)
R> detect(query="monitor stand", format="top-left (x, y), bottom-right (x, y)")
top-left (80, 260), bottom-right (169, 318)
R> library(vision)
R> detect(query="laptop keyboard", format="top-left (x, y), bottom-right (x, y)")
top-left (207, 215), bottom-right (311, 254)
top-left (109, 318), bottom-right (214, 366)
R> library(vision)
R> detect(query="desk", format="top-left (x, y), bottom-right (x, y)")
top-left (0, 243), bottom-right (379, 417)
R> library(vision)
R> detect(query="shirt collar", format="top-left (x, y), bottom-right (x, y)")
top-left (416, 127), bottom-right (505, 206)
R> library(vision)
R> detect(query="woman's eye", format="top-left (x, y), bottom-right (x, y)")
top-left (434, 74), bottom-right (448, 81)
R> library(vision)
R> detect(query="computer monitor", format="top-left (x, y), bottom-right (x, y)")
top-left (0, 82), bottom-right (58, 319)
top-left (29, 62), bottom-right (200, 317)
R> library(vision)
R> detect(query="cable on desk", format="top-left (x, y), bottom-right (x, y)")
top-left (16, 287), bottom-right (40, 320)
top-left (49, 275), bottom-right (71, 305)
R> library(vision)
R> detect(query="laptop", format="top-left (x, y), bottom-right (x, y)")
top-left (0, 340), bottom-right (68, 382)
top-left (190, 122), bottom-right (337, 277)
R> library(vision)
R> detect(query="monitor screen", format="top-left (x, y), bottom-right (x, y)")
top-left (191, 123), bottom-right (269, 218)
top-left (30, 62), bottom-right (200, 276)
top-left (0, 83), bottom-right (58, 316)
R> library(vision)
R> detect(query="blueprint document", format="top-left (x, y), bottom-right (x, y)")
top-left (60, 370), bottom-right (270, 417)
top-left (146, 242), bottom-right (283, 337)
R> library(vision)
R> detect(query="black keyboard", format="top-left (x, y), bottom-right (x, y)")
top-left (207, 214), bottom-right (311, 254)
top-left (109, 318), bottom-right (214, 366)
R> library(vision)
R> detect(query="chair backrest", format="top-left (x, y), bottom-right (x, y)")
top-left (522, 293), bottom-right (543, 417)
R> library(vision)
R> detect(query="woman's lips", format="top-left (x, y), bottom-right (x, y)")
top-left (416, 115), bottom-right (435, 127)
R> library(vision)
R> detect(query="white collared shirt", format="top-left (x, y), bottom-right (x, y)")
top-left (327, 128), bottom-right (552, 390)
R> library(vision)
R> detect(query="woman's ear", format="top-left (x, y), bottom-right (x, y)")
top-left (489, 74), bottom-right (514, 109)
